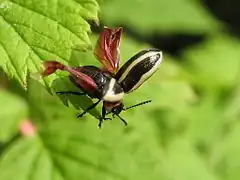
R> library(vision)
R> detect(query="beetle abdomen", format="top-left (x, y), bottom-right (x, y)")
top-left (115, 49), bottom-right (163, 93)
top-left (70, 66), bottom-right (111, 98)
top-left (69, 66), bottom-right (124, 101)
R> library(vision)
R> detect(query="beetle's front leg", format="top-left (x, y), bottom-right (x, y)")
top-left (56, 91), bottom-right (86, 96)
top-left (77, 99), bottom-right (101, 118)
top-left (101, 105), bottom-right (112, 121)
top-left (98, 105), bottom-right (111, 128)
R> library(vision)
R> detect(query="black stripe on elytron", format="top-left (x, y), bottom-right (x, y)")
top-left (115, 48), bottom-right (160, 80)
top-left (120, 53), bottom-right (161, 93)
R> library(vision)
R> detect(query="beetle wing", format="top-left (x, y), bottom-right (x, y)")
top-left (42, 61), bottom-right (97, 91)
top-left (94, 26), bottom-right (123, 74)
top-left (65, 67), bottom-right (98, 92)
top-left (115, 49), bottom-right (163, 93)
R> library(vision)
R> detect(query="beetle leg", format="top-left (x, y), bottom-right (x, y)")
top-left (77, 99), bottom-right (101, 118)
top-left (97, 106), bottom-right (112, 128)
top-left (101, 106), bottom-right (112, 121)
top-left (98, 119), bottom-right (103, 128)
top-left (116, 114), bottom-right (128, 126)
top-left (56, 91), bottom-right (86, 96)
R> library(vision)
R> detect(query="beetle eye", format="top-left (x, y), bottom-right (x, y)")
top-left (112, 107), bottom-right (121, 115)
top-left (112, 103), bottom-right (124, 115)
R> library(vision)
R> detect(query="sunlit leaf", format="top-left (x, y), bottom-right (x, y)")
top-left (0, 0), bottom-right (99, 87)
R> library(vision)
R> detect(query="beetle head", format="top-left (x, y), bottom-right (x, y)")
top-left (104, 101), bottom-right (124, 115)
top-left (103, 101), bottom-right (127, 126)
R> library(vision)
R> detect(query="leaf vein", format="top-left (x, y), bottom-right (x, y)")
top-left (27, 149), bottom-right (42, 180)
top-left (1, 15), bottom-right (43, 60)
top-left (39, 140), bottom-right (69, 180)
top-left (49, 146), bottom-right (128, 180)
top-left (30, 45), bottom-right (69, 62)
top-left (9, 0), bottom-right (88, 43)
top-left (0, 40), bottom-right (24, 82)
top-left (12, 22), bottom-right (56, 41)
top-left (1, 15), bottom-right (56, 88)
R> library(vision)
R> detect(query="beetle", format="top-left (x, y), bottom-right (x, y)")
top-left (41, 26), bottom-right (163, 128)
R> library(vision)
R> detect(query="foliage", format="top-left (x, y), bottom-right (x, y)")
top-left (99, 0), bottom-right (221, 34)
top-left (0, 0), bottom-right (98, 87)
top-left (0, 0), bottom-right (240, 180)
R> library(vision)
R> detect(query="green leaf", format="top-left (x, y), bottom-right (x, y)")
top-left (100, 0), bottom-right (220, 34)
top-left (0, 0), bottom-right (99, 87)
top-left (0, 90), bottom-right (28, 142)
top-left (0, 138), bottom-right (42, 180)
top-left (166, 138), bottom-right (217, 180)
top-left (224, 85), bottom-right (240, 122)
top-left (182, 36), bottom-right (240, 90)
top-left (0, 77), bottom-right (167, 180)
top-left (0, 34), bottom-right (200, 180)
top-left (27, 76), bottom-right (101, 123)
top-left (184, 92), bottom-right (225, 148)
top-left (0, 119), bottom-right (167, 180)
top-left (209, 123), bottom-right (240, 180)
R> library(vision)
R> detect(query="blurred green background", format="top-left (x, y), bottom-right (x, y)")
top-left (0, 0), bottom-right (240, 180)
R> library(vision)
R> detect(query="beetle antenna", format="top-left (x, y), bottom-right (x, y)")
top-left (116, 114), bottom-right (128, 126)
top-left (124, 100), bottom-right (152, 111)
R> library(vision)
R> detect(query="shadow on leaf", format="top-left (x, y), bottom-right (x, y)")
top-left (51, 76), bottom-right (101, 120)
top-left (150, 108), bottom-right (187, 148)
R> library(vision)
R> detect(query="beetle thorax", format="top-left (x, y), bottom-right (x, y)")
top-left (102, 78), bottom-right (124, 102)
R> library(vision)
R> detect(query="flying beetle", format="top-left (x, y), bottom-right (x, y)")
top-left (42, 26), bottom-right (163, 128)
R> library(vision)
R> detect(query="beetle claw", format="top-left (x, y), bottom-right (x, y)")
top-left (97, 116), bottom-right (112, 129)
top-left (98, 120), bottom-right (103, 129)
top-left (104, 117), bottom-right (112, 121)
top-left (77, 112), bottom-right (86, 118)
